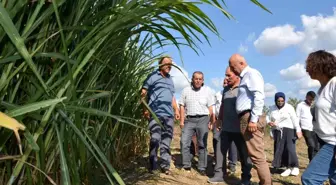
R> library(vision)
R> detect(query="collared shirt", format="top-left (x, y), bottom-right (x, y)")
top-left (179, 86), bottom-right (215, 116)
top-left (236, 66), bottom-right (265, 123)
top-left (142, 70), bottom-right (175, 118)
top-left (314, 76), bottom-right (336, 145)
top-left (221, 86), bottom-right (240, 133)
top-left (214, 90), bottom-right (223, 117)
top-left (296, 101), bottom-right (313, 131)
top-left (267, 104), bottom-right (301, 131)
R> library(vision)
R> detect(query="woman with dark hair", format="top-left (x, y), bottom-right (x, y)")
top-left (302, 50), bottom-right (336, 185)
top-left (267, 92), bottom-right (302, 177)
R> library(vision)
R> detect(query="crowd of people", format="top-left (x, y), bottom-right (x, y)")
top-left (141, 50), bottom-right (336, 185)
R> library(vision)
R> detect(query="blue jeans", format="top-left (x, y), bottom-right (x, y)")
top-left (302, 143), bottom-right (336, 185)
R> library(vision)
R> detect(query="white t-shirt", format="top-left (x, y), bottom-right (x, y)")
top-left (296, 101), bottom-right (314, 131)
top-left (314, 76), bottom-right (336, 145)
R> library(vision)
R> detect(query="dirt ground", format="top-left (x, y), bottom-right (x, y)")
top-left (120, 126), bottom-right (327, 185)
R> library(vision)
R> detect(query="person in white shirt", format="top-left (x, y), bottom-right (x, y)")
top-left (267, 92), bottom-right (302, 177)
top-left (179, 71), bottom-right (215, 176)
top-left (229, 54), bottom-right (272, 185)
top-left (302, 50), bottom-right (336, 185)
top-left (296, 91), bottom-right (319, 162)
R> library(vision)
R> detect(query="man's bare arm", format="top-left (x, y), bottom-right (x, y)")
top-left (179, 105), bottom-right (185, 128)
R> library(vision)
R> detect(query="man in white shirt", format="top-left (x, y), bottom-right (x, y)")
top-left (229, 54), bottom-right (272, 185)
top-left (179, 71), bottom-right (215, 175)
top-left (296, 91), bottom-right (319, 162)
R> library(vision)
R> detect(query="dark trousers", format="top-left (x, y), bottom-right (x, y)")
top-left (213, 131), bottom-right (252, 182)
top-left (213, 128), bottom-right (238, 167)
top-left (148, 117), bottom-right (174, 171)
top-left (272, 128), bottom-right (299, 168)
top-left (302, 129), bottom-right (320, 162)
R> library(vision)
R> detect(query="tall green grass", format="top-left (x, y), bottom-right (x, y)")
top-left (0, 0), bottom-right (269, 184)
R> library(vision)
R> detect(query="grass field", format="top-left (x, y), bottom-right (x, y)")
top-left (119, 125), bottom-right (331, 185)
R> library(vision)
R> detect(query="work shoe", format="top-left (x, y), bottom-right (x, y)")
top-left (207, 176), bottom-right (224, 184)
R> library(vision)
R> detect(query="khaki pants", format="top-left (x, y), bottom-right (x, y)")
top-left (239, 112), bottom-right (272, 185)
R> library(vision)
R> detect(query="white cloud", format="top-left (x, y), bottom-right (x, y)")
top-left (286, 91), bottom-right (297, 98)
top-left (279, 63), bottom-right (320, 89)
top-left (264, 83), bottom-right (277, 98)
top-left (254, 8), bottom-right (336, 55)
top-left (279, 63), bottom-right (307, 80)
top-left (297, 75), bottom-right (320, 89)
top-left (254, 25), bottom-right (304, 55)
top-left (211, 77), bottom-right (224, 89)
top-left (170, 64), bottom-right (190, 94)
top-left (247, 32), bottom-right (256, 42)
top-left (238, 44), bottom-right (248, 53)
top-left (237, 32), bottom-right (256, 54)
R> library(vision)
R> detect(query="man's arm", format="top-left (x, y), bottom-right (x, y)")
top-left (141, 74), bottom-right (152, 119)
top-left (179, 89), bottom-right (186, 128)
top-left (172, 96), bottom-right (180, 120)
top-left (141, 88), bottom-right (150, 119)
top-left (216, 103), bottom-right (224, 129)
top-left (208, 105), bottom-right (215, 129)
top-left (249, 73), bottom-right (265, 123)
top-left (180, 105), bottom-right (185, 128)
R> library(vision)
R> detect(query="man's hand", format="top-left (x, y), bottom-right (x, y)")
top-left (296, 131), bottom-right (303, 139)
top-left (268, 122), bottom-right (276, 127)
top-left (143, 110), bottom-right (150, 120)
top-left (215, 119), bottom-right (222, 131)
top-left (180, 121), bottom-right (184, 129)
top-left (175, 110), bottom-right (180, 120)
top-left (248, 122), bottom-right (258, 132)
top-left (208, 122), bottom-right (213, 130)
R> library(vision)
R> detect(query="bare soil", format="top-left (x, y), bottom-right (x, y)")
top-left (120, 125), bottom-right (327, 185)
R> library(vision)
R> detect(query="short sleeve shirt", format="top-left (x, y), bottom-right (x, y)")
top-left (179, 86), bottom-right (215, 116)
top-left (142, 70), bottom-right (175, 118)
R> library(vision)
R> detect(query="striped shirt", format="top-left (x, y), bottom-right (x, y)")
top-left (179, 86), bottom-right (215, 116)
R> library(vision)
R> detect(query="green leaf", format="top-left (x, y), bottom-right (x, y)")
top-left (7, 97), bottom-right (67, 117)
top-left (23, 131), bottom-right (40, 151)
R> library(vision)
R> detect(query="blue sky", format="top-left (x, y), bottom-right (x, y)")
top-left (157, 0), bottom-right (336, 106)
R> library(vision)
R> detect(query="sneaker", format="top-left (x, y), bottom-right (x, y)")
top-left (280, 168), bottom-right (292, 177)
top-left (290, 167), bottom-right (300, 176)
top-left (207, 176), bottom-right (225, 184)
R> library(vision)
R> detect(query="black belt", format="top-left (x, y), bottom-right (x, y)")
top-left (238, 110), bottom-right (251, 118)
top-left (187, 115), bottom-right (208, 118)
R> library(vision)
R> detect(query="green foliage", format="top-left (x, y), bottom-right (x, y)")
top-left (287, 97), bottom-right (301, 110)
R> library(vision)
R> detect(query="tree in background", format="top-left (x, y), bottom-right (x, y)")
top-left (287, 97), bottom-right (302, 109)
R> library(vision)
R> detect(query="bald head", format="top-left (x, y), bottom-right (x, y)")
top-left (228, 54), bottom-right (247, 75)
